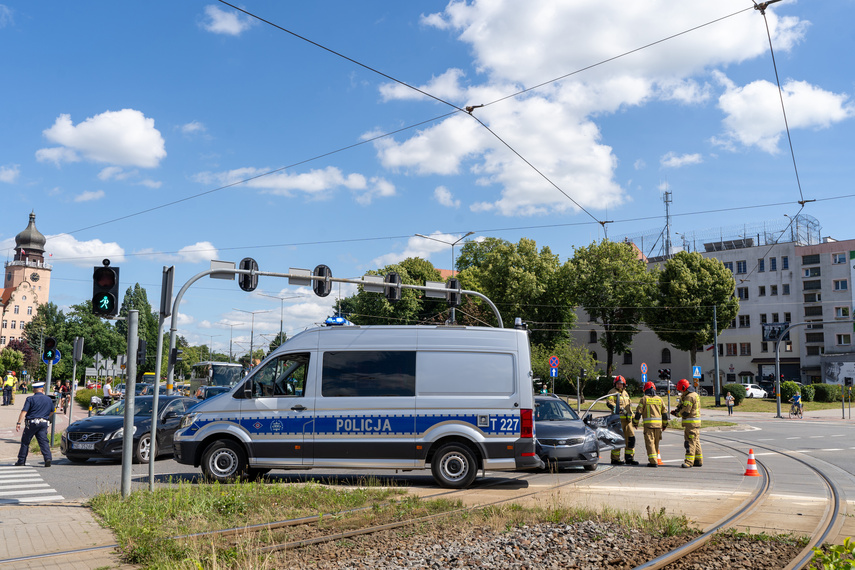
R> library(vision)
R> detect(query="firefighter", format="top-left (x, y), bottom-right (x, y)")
top-left (633, 381), bottom-right (668, 467)
top-left (673, 378), bottom-right (702, 468)
top-left (606, 375), bottom-right (638, 465)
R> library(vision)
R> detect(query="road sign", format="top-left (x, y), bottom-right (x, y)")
top-left (641, 373), bottom-right (647, 383)
top-left (42, 348), bottom-right (60, 366)
top-left (692, 366), bottom-right (702, 379)
top-left (550, 368), bottom-right (557, 378)
top-left (549, 356), bottom-right (559, 368)
top-left (640, 363), bottom-right (647, 374)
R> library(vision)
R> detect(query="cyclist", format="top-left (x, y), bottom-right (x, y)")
top-left (789, 391), bottom-right (803, 415)
top-left (58, 381), bottom-right (70, 413)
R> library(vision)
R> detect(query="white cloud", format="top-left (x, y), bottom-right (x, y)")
top-left (138, 179), bottom-right (162, 189)
top-left (660, 152), bottom-right (703, 168)
top-left (200, 5), bottom-right (255, 36)
top-left (434, 186), bottom-right (460, 208)
top-left (375, 0), bottom-right (810, 217)
top-left (37, 109), bottom-right (166, 168)
top-left (633, 159), bottom-right (646, 170)
top-left (73, 190), bottom-right (105, 202)
top-left (0, 164), bottom-right (20, 183)
top-left (0, 5), bottom-right (12, 28)
top-left (98, 166), bottom-right (138, 181)
top-left (194, 166), bottom-right (391, 204)
top-left (31, 233), bottom-right (126, 268)
top-left (180, 121), bottom-right (206, 135)
top-left (137, 241), bottom-right (219, 264)
top-left (714, 72), bottom-right (855, 153)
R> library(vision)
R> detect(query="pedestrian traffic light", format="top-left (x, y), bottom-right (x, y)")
top-left (137, 339), bottom-right (147, 366)
top-left (313, 264), bottom-right (332, 297)
top-left (43, 337), bottom-right (58, 361)
top-left (92, 261), bottom-right (120, 317)
top-left (664, 369), bottom-right (671, 380)
top-left (168, 347), bottom-right (183, 368)
top-left (384, 272), bottom-right (401, 303)
top-left (446, 278), bottom-right (461, 307)
top-left (238, 257), bottom-right (259, 292)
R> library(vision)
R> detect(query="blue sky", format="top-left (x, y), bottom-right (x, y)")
top-left (2, 1), bottom-right (854, 357)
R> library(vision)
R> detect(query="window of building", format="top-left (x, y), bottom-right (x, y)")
top-left (783, 284), bottom-right (790, 295)
top-left (13, 306), bottom-right (19, 314)
top-left (9, 321), bottom-right (15, 329)
top-left (661, 348), bottom-right (671, 363)
top-left (739, 343), bottom-right (751, 356)
top-left (760, 314), bottom-right (767, 324)
top-left (739, 315), bottom-right (751, 328)
top-left (836, 307), bottom-right (850, 318)
top-left (591, 351), bottom-right (598, 362)
top-left (736, 260), bottom-right (747, 274)
top-left (784, 312), bottom-right (791, 323)
top-left (772, 313), bottom-right (780, 323)
top-left (771, 285), bottom-right (778, 296)
top-left (723, 261), bottom-right (734, 272)
top-left (589, 331), bottom-right (597, 343)
top-left (623, 351), bottom-right (633, 365)
top-left (730, 318), bottom-right (737, 329)
top-left (770, 257), bottom-right (777, 271)
top-left (807, 320), bottom-right (823, 330)
top-left (1, 321), bottom-right (5, 329)
top-left (805, 306), bottom-right (823, 317)
top-left (834, 279), bottom-right (848, 291)
top-left (803, 280), bottom-right (822, 291)
top-left (802, 254), bottom-right (821, 266)
top-left (718, 344), bottom-right (724, 356)
top-left (0, 336), bottom-right (4, 345)
top-left (805, 292), bottom-right (821, 302)
top-left (837, 334), bottom-right (852, 346)
top-left (805, 332), bottom-right (824, 343)
top-left (782, 256), bottom-right (789, 270)
top-left (803, 267), bottom-right (821, 277)
top-left (784, 341), bottom-right (793, 352)
top-left (761, 342), bottom-right (768, 353)
top-left (26, 307), bottom-right (32, 315)
top-left (807, 346), bottom-right (825, 356)
top-left (759, 286), bottom-right (766, 297)
top-left (322, 351), bottom-right (416, 397)
top-left (737, 287), bottom-right (749, 300)
top-left (833, 253), bottom-right (847, 264)
top-left (758, 258), bottom-right (765, 272)
top-left (726, 343), bottom-right (737, 356)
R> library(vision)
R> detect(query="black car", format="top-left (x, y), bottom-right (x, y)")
top-left (60, 395), bottom-right (197, 464)
top-left (196, 385), bottom-right (231, 400)
top-left (534, 396), bottom-right (624, 471)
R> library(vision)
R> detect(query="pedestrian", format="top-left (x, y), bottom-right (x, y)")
top-left (674, 379), bottom-right (703, 468)
top-left (14, 381), bottom-right (54, 467)
top-left (102, 376), bottom-right (119, 406)
top-left (606, 375), bottom-right (638, 465)
top-left (725, 392), bottom-right (734, 415)
top-left (633, 381), bottom-right (668, 467)
top-left (2, 370), bottom-right (15, 406)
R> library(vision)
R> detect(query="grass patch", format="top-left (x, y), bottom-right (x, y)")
top-left (91, 479), bottom-right (696, 569)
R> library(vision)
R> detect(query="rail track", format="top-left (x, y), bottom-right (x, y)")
top-left (0, 439), bottom-right (843, 569)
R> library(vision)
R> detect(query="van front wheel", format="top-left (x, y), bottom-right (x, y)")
top-left (201, 440), bottom-right (247, 483)
top-left (431, 443), bottom-right (477, 489)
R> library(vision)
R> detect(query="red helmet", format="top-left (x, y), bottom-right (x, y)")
top-left (643, 381), bottom-right (655, 392)
top-left (676, 379), bottom-right (690, 392)
top-left (613, 375), bottom-right (626, 386)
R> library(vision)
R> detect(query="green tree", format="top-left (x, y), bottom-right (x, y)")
top-left (0, 348), bottom-right (25, 376)
top-left (531, 340), bottom-right (601, 396)
top-left (563, 240), bottom-right (655, 378)
top-left (644, 251), bottom-right (739, 367)
top-left (456, 237), bottom-right (574, 345)
top-left (266, 332), bottom-right (288, 356)
top-left (7, 338), bottom-right (38, 375)
top-left (63, 301), bottom-right (125, 385)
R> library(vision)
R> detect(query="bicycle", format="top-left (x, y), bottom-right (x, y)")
top-left (788, 402), bottom-right (803, 419)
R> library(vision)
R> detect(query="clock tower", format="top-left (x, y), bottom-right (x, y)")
top-left (1, 212), bottom-right (52, 347)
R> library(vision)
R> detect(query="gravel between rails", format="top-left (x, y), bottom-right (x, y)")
top-left (282, 520), bottom-right (806, 569)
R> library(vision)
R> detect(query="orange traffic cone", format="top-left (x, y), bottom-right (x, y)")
top-left (656, 451), bottom-right (663, 466)
top-left (743, 449), bottom-right (760, 477)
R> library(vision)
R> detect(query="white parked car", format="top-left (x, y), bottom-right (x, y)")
top-left (743, 384), bottom-right (767, 398)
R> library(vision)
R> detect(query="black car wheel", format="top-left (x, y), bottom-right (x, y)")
top-left (134, 433), bottom-right (154, 464)
top-left (583, 462), bottom-right (598, 472)
top-left (201, 440), bottom-right (248, 483)
top-left (431, 443), bottom-right (477, 489)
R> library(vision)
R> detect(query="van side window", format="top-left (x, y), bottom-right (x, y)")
top-left (322, 351), bottom-right (416, 397)
top-left (248, 353), bottom-right (310, 398)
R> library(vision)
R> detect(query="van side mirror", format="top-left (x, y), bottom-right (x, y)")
top-left (243, 381), bottom-right (253, 399)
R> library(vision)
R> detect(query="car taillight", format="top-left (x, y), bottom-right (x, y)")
top-left (520, 408), bottom-right (533, 438)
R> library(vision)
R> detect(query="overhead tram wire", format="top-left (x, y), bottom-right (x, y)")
top-left (62, 4), bottom-right (771, 241)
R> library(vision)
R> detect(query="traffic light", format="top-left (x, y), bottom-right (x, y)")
top-left (238, 257), bottom-right (259, 292)
top-left (447, 278), bottom-right (461, 307)
top-left (313, 264), bottom-right (332, 297)
top-left (384, 272), bottom-right (401, 303)
top-left (137, 339), bottom-right (147, 366)
top-left (43, 337), bottom-right (58, 362)
top-left (168, 347), bottom-right (183, 368)
top-left (92, 262), bottom-right (120, 317)
top-left (664, 368), bottom-right (671, 380)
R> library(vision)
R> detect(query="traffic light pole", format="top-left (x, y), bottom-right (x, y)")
top-left (166, 266), bottom-right (505, 388)
top-left (121, 310), bottom-right (138, 499)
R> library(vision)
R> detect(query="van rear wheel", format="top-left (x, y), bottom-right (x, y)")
top-left (201, 440), bottom-right (247, 483)
top-left (431, 443), bottom-right (477, 489)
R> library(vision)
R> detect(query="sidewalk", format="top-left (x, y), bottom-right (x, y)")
top-left (0, 391), bottom-right (133, 569)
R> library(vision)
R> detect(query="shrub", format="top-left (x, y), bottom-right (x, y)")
top-left (723, 383), bottom-right (746, 406)
top-left (813, 383), bottom-right (842, 403)
top-left (75, 388), bottom-right (100, 407)
top-left (802, 383), bottom-right (815, 402)
top-left (780, 381), bottom-right (804, 403)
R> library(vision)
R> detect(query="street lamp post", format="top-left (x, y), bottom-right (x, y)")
top-left (206, 334), bottom-right (221, 361)
top-left (259, 294), bottom-right (302, 344)
top-left (233, 309), bottom-right (271, 369)
top-left (414, 231), bottom-right (475, 323)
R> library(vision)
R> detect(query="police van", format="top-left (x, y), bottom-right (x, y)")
top-left (174, 324), bottom-right (541, 488)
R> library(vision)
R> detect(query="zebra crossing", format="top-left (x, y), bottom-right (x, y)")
top-left (0, 464), bottom-right (64, 504)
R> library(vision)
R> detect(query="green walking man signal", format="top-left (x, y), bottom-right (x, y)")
top-left (92, 259), bottom-right (120, 317)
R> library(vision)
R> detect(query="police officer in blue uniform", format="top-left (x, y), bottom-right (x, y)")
top-left (14, 381), bottom-right (54, 467)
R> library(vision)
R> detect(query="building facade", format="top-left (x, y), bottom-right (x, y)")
top-left (1, 212), bottom-right (52, 347)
